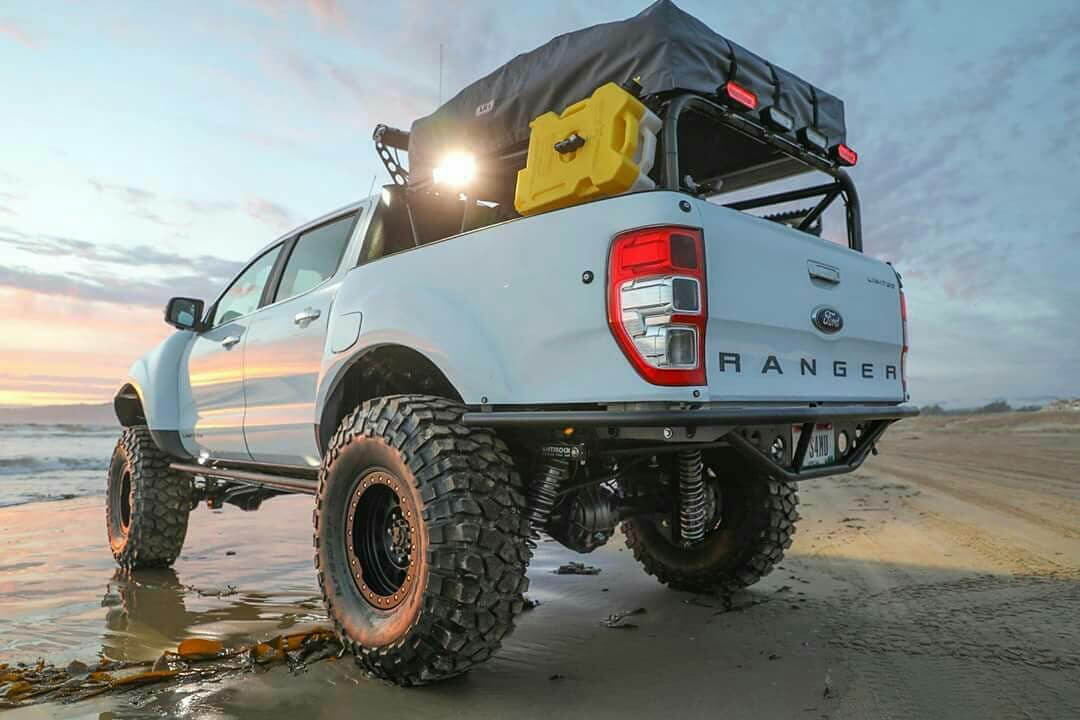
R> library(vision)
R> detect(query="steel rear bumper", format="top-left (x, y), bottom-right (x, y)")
top-left (462, 403), bottom-right (918, 428)
top-left (463, 403), bottom-right (918, 481)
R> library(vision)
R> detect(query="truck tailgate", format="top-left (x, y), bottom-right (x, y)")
top-left (698, 201), bottom-right (904, 403)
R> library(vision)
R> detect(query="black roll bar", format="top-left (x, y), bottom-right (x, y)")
top-left (658, 93), bottom-right (863, 252)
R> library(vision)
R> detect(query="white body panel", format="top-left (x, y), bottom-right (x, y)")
top-left (125, 190), bottom-right (905, 466)
top-left (242, 280), bottom-right (337, 467)
top-left (318, 192), bottom-right (706, 411)
top-left (181, 319), bottom-right (252, 460)
top-left (319, 191), bottom-right (904, 409)
top-left (698, 202), bottom-right (903, 402)
top-left (123, 331), bottom-right (192, 433)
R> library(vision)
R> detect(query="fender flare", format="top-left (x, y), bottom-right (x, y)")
top-left (113, 331), bottom-right (195, 459)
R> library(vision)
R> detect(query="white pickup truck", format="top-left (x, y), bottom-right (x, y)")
top-left (104, 2), bottom-right (916, 686)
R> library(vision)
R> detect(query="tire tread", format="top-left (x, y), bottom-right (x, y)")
top-left (314, 395), bottom-right (529, 685)
top-left (622, 476), bottom-right (799, 593)
top-left (107, 426), bottom-right (191, 569)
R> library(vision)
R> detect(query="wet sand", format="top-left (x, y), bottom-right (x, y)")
top-left (3, 412), bottom-right (1079, 718)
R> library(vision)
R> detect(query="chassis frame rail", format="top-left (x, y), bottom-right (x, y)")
top-left (170, 462), bottom-right (318, 495)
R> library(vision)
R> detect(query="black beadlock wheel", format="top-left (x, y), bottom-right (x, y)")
top-left (314, 395), bottom-right (530, 686)
top-left (106, 426), bottom-right (192, 569)
top-left (345, 468), bottom-right (419, 610)
top-left (622, 456), bottom-right (799, 594)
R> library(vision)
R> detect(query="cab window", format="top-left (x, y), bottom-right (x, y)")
top-left (212, 244), bottom-right (282, 326)
top-left (360, 200), bottom-right (414, 263)
top-left (275, 213), bottom-right (356, 301)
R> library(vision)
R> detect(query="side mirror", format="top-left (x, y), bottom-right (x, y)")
top-left (164, 297), bottom-right (205, 331)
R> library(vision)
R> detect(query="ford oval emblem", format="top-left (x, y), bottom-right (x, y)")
top-left (813, 306), bottom-right (843, 334)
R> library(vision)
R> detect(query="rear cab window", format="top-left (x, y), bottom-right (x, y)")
top-left (274, 213), bottom-right (357, 302)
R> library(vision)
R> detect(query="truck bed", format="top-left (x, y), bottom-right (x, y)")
top-left (324, 190), bottom-right (905, 409)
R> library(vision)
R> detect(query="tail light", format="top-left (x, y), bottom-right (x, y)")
top-left (833, 143), bottom-right (858, 166)
top-left (900, 289), bottom-right (909, 397)
top-left (723, 81), bottom-right (757, 110)
top-left (608, 227), bottom-right (706, 386)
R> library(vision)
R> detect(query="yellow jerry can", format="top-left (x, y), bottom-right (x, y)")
top-left (514, 82), bottom-right (661, 216)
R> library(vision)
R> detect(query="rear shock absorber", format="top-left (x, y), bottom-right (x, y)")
top-left (677, 449), bottom-right (706, 546)
top-left (526, 456), bottom-right (571, 538)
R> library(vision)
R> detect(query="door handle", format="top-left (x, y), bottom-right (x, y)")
top-left (808, 260), bottom-right (840, 284)
top-left (221, 335), bottom-right (241, 349)
top-left (294, 308), bottom-right (321, 326)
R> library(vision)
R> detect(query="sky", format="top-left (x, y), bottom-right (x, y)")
top-left (0, 0), bottom-right (1078, 408)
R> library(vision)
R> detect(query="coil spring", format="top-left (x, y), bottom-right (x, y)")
top-left (526, 457), bottom-right (570, 538)
top-left (677, 449), bottom-right (706, 546)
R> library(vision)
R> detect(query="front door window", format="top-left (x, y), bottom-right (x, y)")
top-left (213, 244), bottom-right (282, 326)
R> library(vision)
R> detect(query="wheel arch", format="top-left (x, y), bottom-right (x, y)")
top-left (114, 382), bottom-right (147, 427)
top-left (114, 331), bottom-right (195, 459)
top-left (316, 344), bottom-right (464, 455)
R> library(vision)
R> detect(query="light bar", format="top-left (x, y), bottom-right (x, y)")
top-left (798, 127), bottom-right (828, 152)
top-left (432, 151), bottom-right (476, 188)
top-left (761, 106), bottom-right (794, 132)
top-left (833, 143), bottom-right (858, 167)
top-left (723, 80), bottom-right (757, 110)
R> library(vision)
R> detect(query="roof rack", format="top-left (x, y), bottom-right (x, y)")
top-left (657, 93), bottom-right (862, 251)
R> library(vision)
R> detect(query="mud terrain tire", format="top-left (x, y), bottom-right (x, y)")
top-left (623, 461), bottom-right (799, 594)
top-left (314, 395), bottom-right (530, 685)
top-left (106, 426), bottom-right (192, 569)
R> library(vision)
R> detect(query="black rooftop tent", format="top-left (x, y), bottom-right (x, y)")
top-left (406, 0), bottom-right (847, 188)
top-left (375, 0), bottom-right (863, 251)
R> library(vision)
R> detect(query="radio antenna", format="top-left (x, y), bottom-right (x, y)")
top-left (438, 43), bottom-right (444, 105)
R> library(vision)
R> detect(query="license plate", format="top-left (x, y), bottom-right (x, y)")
top-left (791, 424), bottom-right (835, 467)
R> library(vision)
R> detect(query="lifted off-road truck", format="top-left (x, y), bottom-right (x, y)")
top-left (106, 2), bottom-right (915, 685)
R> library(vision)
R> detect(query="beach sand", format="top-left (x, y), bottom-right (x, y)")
top-left (3, 412), bottom-right (1079, 718)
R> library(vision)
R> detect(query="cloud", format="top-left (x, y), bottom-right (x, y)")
top-left (246, 198), bottom-right (297, 230)
top-left (88, 178), bottom-right (156, 205)
top-left (0, 264), bottom-right (232, 308)
top-left (305, 0), bottom-right (345, 26)
top-left (184, 198), bottom-right (236, 214)
top-left (0, 229), bottom-right (243, 307)
top-left (0, 19), bottom-right (35, 47)
top-left (248, 0), bottom-right (347, 28)
top-left (88, 178), bottom-right (296, 230)
top-left (0, 289), bottom-right (172, 406)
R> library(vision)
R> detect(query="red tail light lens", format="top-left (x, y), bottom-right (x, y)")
top-left (723, 81), bottom-right (758, 110)
top-left (608, 227), bottom-right (707, 386)
top-left (900, 289), bottom-right (909, 397)
top-left (833, 143), bottom-right (858, 166)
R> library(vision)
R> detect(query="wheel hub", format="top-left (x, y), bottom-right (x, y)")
top-left (345, 469), bottom-right (418, 610)
top-left (119, 469), bottom-right (132, 531)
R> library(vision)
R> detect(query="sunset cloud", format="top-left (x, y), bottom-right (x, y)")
top-left (0, 19), bottom-right (35, 48)
top-left (0, 288), bottom-right (169, 406)
top-left (246, 198), bottom-right (297, 230)
top-left (1, 1), bottom-right (1078, 409)
top-left (248, 0), bottom-right (347, 28)
top-left (0, 227), bottom-right (242, 311)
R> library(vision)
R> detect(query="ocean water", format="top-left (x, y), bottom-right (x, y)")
top-left (0, 424), bottom-right (119, 507)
